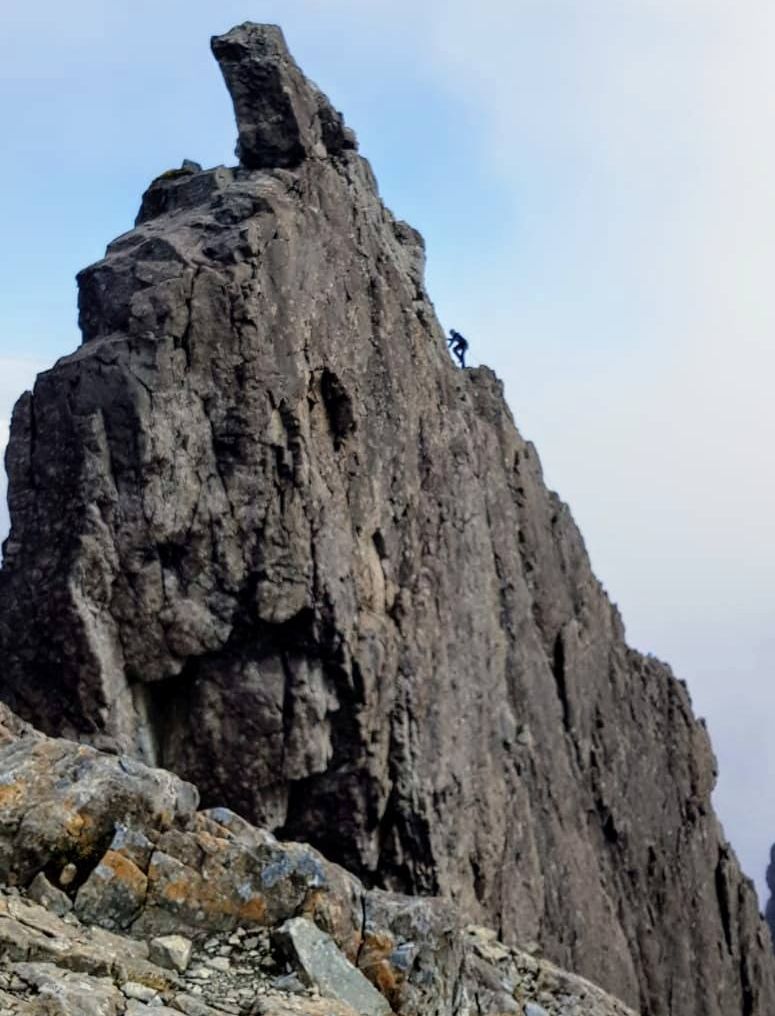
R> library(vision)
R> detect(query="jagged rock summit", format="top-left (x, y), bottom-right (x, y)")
top-left (1, 22), bottom-right (774, 1016)
top-left (211, 24), bottom-right (357, 169)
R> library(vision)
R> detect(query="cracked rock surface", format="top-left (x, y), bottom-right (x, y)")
top-left (0, 704), bottom-right (634, 1016)
top-left (0, 20), bottom-right (774, 1016)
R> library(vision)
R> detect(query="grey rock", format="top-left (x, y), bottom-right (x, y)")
top-left (133, 813), bottom-right (362, 941)
top-left (0, 21), bottom-right (773, 1016)
top-left (26, 873), bottom-right (72, 917)
top-left (125, 1005), bottom-right (181, 1016)
top-left (204, 955), bottom-right (230, 973)
top-left (357, 890), bottom-right (464, 1016)
top-left (149, 934), bottom-right (193, 973)
top-left (0, 707), bottom-right (198, 888)
top-left (108, 825), bottom-right (155, 870)
top-left (461, 926), bottom-right (640, 1016)
top-left (211, 23), bottom-right (356, 169)
top-left (251, 1000), bottom-right (359, 1016)
top-left (275, 917), bottom-right (391, 1015)
top-left (271, 973), bottom-right (306, 994)
top-left (172, 996), bottom-right (224, 1016)
top-left (0, 708), bottom-right (362, 945)
top-left (121, 980), bottom-right (157, 1001)
top-left (11, 963), bottom-right (123, 1016)
top-left (74, 850), bottom-right (148, 930)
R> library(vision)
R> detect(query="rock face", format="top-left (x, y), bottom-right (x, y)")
top-left (0, 21), bottom-right (773, 1016)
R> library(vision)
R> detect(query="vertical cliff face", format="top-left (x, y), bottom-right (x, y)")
top-left (0, 23), bottom-right (773, 1016)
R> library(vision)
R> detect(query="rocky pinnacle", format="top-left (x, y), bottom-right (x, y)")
top-left (1, 23), bottom-right (774, 1016)
top-left (211, 23), bottom-right (357, 169)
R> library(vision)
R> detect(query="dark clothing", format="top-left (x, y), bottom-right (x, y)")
top-left (448, 329), bottom-right (468, 368)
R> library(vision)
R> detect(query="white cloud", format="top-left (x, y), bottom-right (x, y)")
top-left (409, 0), bottom-right (775, 899)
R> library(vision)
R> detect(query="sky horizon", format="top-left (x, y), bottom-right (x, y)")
top-left (1, 2), bottom-right (774, 905)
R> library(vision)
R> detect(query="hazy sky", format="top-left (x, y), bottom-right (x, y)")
top-left (1, 2), bottom-right (774, 903)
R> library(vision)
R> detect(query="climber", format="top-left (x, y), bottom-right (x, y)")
top-left (448, 329), bottom-right (469, 368)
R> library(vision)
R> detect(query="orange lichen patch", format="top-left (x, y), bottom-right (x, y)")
top-left (160, 879), bottom-right (190, 905)
top-left (62, 811), bottom-right (99, 856)
top-left (302, 889), bottom-right (359, 955)
top-left (301, 889), bottom-right (327, 921)
top-left (149, 867), bottom-right (255, 922)
top-left (359, 931), bottom-right (395, 962)
top-left (146, 850), bottom-right (268, 926)
top-left (368, 961), bottom-right (402, 997)
top-left (100, 851), bottom-right (147, 893)
top-left (194, 830), bottom-right (230, 856)
top-left (146, 861), bottom-right (163, 882)
top-left (64, 812), bottom-right (86, 837)
top-left (238, 895), bottom-right (267, 923)
top-left (340, 935), bottom-right (362, 965)
top-left (0, 781), bottom-right (24, 810)
top-left (358, 932), bottom-right (404, 1000)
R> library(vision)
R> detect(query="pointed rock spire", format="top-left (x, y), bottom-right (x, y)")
top-left (211, 23), bottom-right (357, 169)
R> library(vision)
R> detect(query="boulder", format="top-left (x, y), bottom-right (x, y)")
top-left (27, 873), bottom-right (72, 917)
top-left (275, 917), bottom-right (392, 1016)
top-left (149, 934), bottom-right (193, 973)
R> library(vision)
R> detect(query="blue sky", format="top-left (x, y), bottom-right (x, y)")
top-left (2, 1), bottom-right (774, 903)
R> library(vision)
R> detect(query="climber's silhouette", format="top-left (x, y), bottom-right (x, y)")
top-left (448, 329), bottom-right (468, 368)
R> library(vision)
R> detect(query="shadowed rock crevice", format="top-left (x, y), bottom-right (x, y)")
top-left (551, 631), bottom-right (570, 733)
top-left (0, 21), bottom-right (773, 1016)
top-left (320, 368), bottom-right (356, 450)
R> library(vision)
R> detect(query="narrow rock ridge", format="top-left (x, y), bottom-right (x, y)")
top-left (765, 846), bottom-right (775, 951)
top-left (0, 23), bottom-right (773, 1016)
